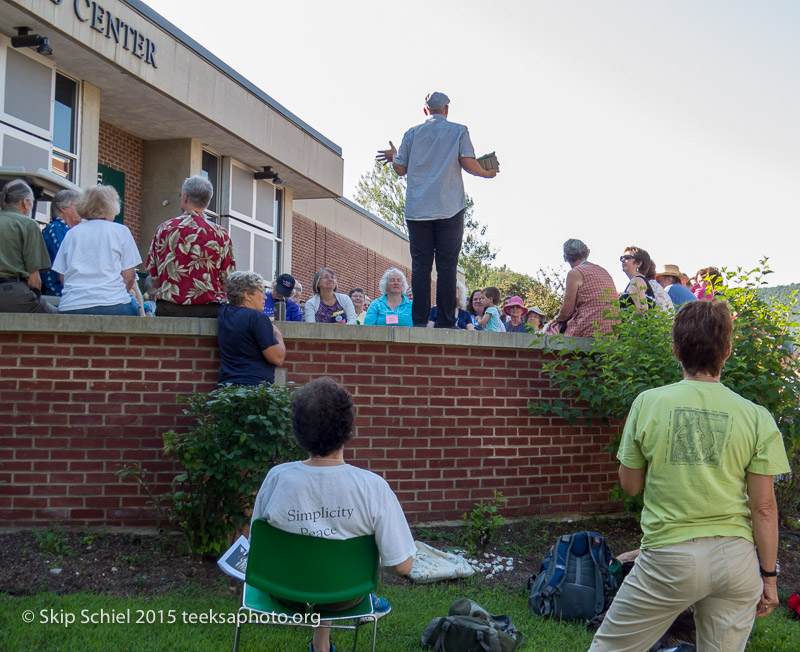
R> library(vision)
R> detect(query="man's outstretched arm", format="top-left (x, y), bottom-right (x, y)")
top-left (460, 157), bottom-right (498, 178)
top-left (377, 141), bottom-right (407, 176)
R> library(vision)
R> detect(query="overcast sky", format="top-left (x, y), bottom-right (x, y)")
top-left (145, 0), bottom-right (800, 288)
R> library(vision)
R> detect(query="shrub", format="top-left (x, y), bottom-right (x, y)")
top-left (531, 261), bottom-right (800, 523)
top-left (461, 491), bottom-right (508, 552)
top-left (119, 383), bottom-right (303, 558)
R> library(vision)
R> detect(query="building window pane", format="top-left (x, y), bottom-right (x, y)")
top-left (274, 188), bottom-right (283, 239)
top-left (201, 150), bottom-right (219, 214)
top-left (51, 151), bottom-right (74, 180)
top-left (53, 74), bottom-right (76, 153)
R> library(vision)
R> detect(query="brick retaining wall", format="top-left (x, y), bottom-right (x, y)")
top-left (0, 315), bottom-right (620, 529)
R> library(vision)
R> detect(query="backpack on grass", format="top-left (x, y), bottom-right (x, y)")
top-left (527, 531), bottom-right (617, 621)
top-left (421, 598), bottom-right (523, 652)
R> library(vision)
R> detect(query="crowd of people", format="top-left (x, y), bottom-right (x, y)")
top-left (0, 175), bottom-right (723, 338)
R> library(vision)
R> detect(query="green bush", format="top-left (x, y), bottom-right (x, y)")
top-left (461, 491), bottom-right (508, 552)
top-left (532, 261), bottom-right (800, 522)
top-left (119, 383), bottom-right (303, 558)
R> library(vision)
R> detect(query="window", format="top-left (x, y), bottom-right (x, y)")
top-left (201, 150), bottom-right (220, 215)
top-left (51, 73), bottom-right (77, 181)
top-left (223, 162), bottom-right (284, 281)
top-left (273, 188), bottom-right (283, 281)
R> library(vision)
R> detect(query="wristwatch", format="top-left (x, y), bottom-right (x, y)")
top-left (760, 562), bottom-right (780, 577)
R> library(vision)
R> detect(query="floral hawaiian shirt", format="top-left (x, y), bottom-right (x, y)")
top-left (146, 211), bottom-right (235, 305)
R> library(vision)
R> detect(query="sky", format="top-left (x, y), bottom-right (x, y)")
top-left (144, 0), bottom-right (800, 289)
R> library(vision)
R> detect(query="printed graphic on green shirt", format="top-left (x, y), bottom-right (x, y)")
top-left (669, 408), bottom-right (729, 467)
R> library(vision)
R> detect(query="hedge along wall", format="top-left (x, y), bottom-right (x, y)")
top-left (0, 315), bottom-right (621, 529)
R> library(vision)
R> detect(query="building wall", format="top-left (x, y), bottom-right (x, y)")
top-left (0, 316), bottom-right (620, 528)
top-left (98, 121), bottom-right (144, 245)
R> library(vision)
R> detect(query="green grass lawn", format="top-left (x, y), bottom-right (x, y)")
top-left (2, 581), bottom-right (799, 651)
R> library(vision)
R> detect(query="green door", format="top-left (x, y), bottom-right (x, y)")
top-left (97, 164), bottom-right (125, 224)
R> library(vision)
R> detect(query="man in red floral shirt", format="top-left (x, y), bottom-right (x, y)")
top-left (146, 175), bottom-right (235, 317)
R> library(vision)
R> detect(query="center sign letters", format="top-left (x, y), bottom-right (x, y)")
top-left (50, 0), bottom-right (158, 68)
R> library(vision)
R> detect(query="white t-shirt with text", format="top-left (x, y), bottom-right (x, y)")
top-left (251, 461), bottom-right (415, 568)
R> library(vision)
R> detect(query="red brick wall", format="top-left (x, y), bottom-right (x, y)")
top-left (98, 121), bottom-right (144, 245)
top-left (291, 212), bottom-right (436, 305)
top-left (0, 322), bottom-right (620, 528)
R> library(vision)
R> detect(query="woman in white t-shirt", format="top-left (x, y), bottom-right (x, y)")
top-left (53, 185), bottom-right (142, 316)
top-left (251, 377), bottom-right (415, 652)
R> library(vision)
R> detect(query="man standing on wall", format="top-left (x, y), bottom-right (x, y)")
top-left (377, 92), bottom-right (498, 328)
top-left (146, 175), bottom-right (235, 318)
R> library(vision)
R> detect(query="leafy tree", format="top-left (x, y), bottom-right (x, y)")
top-left (354, 161), bottom-right (496, 288)
top-left (355, 159), bottom-right (407, 232)
top-left (531, 261), bottom-right (800, 523)
top-left (482, 265), bottom-right (565, 318)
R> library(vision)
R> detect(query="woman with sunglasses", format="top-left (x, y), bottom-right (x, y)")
top-left (619, 246), bottom-right (656, 313)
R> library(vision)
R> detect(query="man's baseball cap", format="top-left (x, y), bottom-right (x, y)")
top-left (425, 92), bottom-right (450, 110)
top-left (274, 273), bottom-right (296, 297)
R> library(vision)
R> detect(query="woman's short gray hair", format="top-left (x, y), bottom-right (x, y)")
top-left (51, 189), bottom-right (81, 220)
top-left (313, 267), bottom-right (338, 293)
top-left (1, 179), bottom-right (33, 210)
top-left (563, 238), bottom-right (590, 264)
top-left (182, 175), bottom-right (213, 208)
top-left (226, 271), bottom-right (265, 306)
top-left (379, 268), bottom-right (409, 295)
top-left (75, 185), bottom-right (120, 220)
top-left (456, 279), bottom-right (468, 311)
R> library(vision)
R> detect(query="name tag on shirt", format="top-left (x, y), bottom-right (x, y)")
top-left (386, 314), bottom-right (399, 325)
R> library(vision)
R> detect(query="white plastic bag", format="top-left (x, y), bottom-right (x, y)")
top-left (408, 541), bottom-right (475, 584)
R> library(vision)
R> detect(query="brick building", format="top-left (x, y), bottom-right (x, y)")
top-left (0, 0), bottom-right (411, 297)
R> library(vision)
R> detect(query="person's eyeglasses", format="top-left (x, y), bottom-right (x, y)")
top-left (320, 274), bottom-right (336, 280)
top-left (620, 255), bottom-right (636, 262)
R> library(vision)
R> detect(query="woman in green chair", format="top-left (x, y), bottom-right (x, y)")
top-left (251, 377), bottom-right (415, 652)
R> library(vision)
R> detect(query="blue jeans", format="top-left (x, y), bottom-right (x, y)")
top-left (406, 209), bottom-right (465, 328)
top-left (59, 301), bottom-right (139, 316)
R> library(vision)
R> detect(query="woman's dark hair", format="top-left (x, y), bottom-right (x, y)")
top-left (466, 289), bottom-right (482, 316)
top-left (624, 246), bottom-right (653, 279)
top-left (672, 300), bottom-right (732, 376)
top-left (291, 377), bottom-right (355, 456)
top-left (696, 267), bottom-right (722, 284)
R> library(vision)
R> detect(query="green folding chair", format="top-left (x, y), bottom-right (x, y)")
top-left (232, 519), bottom-right (381, 652)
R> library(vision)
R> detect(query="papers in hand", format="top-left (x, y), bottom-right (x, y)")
top-left (477, 152), bottom-right (499, 171)
top-left (217, 535), bottom-right (249, 581)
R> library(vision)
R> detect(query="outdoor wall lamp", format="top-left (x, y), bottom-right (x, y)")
top-left (253, 166), bottom-right (282, 185)
top-left (11, 27), bottom-right (53, 56)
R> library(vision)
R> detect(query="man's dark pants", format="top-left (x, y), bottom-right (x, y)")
top-left (406, 209), bottom-right (465, 328)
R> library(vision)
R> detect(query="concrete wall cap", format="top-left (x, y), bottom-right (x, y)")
top-left (0, 314), bottom-right (594, 351)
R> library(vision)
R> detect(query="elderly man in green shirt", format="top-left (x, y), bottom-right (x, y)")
top-left (589, 300), bottom-right (789, 652)
top-left (0, 179), bottom-right (57, 314)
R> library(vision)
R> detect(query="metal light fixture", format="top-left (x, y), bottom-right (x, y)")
top-left (253, 166), bottom-right (282, 185)
top-left (11, 27), bottom-right (53, 56)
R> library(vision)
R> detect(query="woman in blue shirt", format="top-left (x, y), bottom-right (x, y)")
top-left (364, 268), bottom-right (413, 326)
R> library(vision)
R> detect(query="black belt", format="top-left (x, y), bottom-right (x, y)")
top-left (0, 277), bottom-right (23, 283)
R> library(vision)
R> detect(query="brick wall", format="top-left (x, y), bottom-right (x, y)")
top-left (98, 121), bottom-right (144, 246)
top-left (291, 212), bottom-right (435, 305)
top-left (0, 316), bottom-right (620, 529)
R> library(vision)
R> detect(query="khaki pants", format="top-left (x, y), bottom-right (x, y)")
top-left (589, 536), bottom-right (762, 652)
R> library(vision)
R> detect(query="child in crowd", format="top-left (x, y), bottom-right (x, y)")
top-left (477, 286), bottom-right (503, 331)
